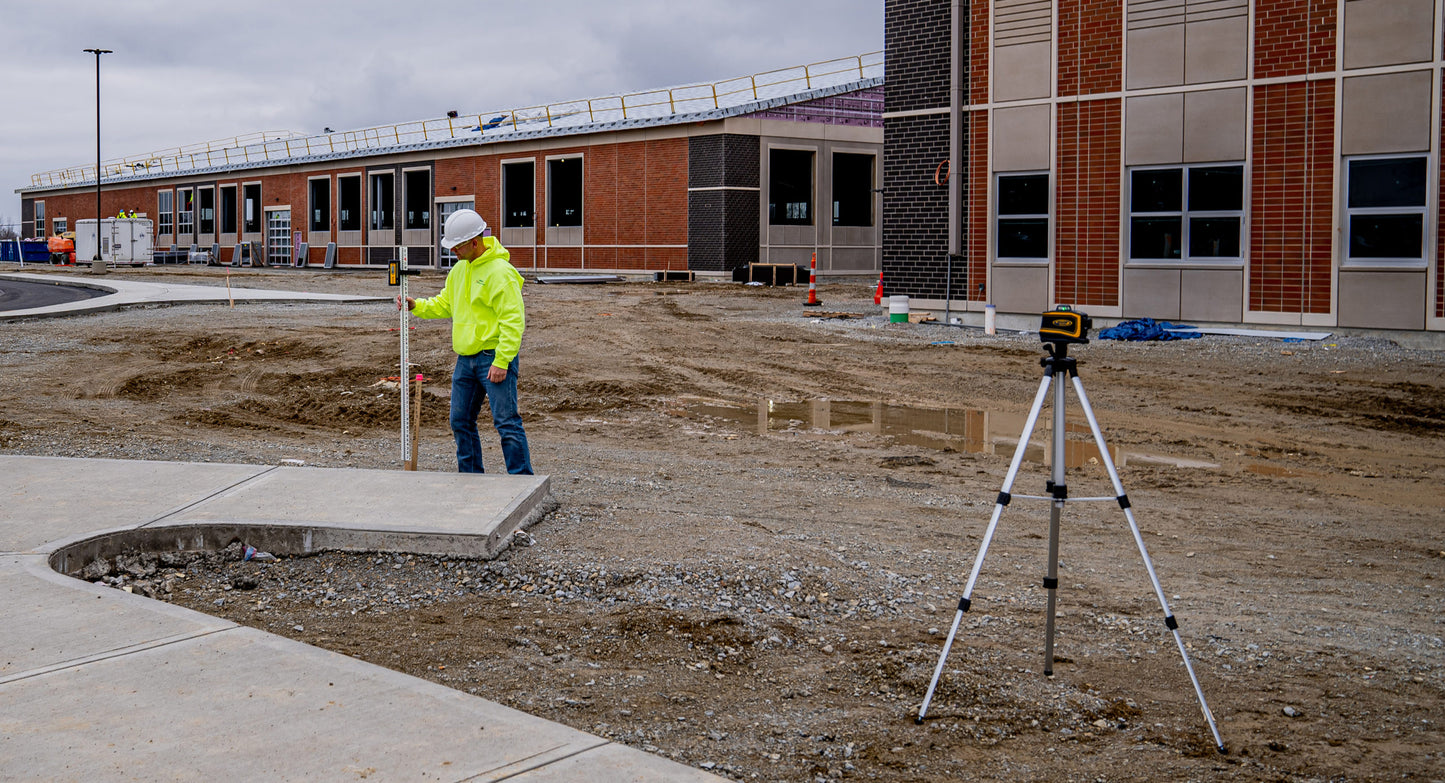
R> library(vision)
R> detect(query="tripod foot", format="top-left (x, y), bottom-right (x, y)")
top-left (914, 716), bottom-right (923, 725)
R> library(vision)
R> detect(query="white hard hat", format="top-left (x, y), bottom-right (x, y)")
top-left (441, 208), bottom-right (488, 249)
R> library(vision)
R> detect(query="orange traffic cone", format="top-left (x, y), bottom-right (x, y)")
top-left (804, 252), bottom-right (822, 307)
top-left (873, 271), bottom-right (884, 305)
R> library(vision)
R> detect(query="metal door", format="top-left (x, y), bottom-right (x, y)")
top-left (436, 200), bottom-right (473, 269)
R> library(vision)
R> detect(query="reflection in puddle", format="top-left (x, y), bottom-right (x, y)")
top-left (681, 397), bottom-right (1219, 471)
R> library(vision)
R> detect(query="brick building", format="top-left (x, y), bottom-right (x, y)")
top-left (18, 56), bottom-right (882, 277)
top-left (883, 0), bottom-right (1445, 333)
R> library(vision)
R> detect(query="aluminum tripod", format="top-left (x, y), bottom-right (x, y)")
top-left (915, 340), bottom-right (1225, 753)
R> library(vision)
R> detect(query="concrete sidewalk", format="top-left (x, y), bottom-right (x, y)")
top-left (0, 455), bottom-right (721, 782)
top-left (0, 271), bottom-right (386, 321)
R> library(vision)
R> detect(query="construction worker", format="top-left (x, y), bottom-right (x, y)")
top-left (396, 209), bottom-right (533, 475)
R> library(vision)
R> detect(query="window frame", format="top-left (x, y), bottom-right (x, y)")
top-left (242, 182), bottom-right (262, 234)
top-left (502, 159), bottom-right (536, 229)
top-left (219, 185), bottom-right (237, 235)
top-left (53, 217), bottom-right (67, 235)
top-left (995, 171), bottom-right (1051, 264)
top-left (1343, 154), bottom-right (1430, 268)
top-left (402, 168), bottom-right (431, 231)
top-left (831, 151), bottom-right (876, 228)
top-left (308, 176), bottom-right (331, 233)
top-left (177, 188), bottom-right (194, 237)
top-left (157, 190), bottom-right (173, 236)
top-left (33, 201), bottom-right (44, 238)
top-left (435, 197), bottom-right (475, 266)
top-left (768, 146), bottom-right (816, 226)
top-left (546, 155), bottom-right (583, 228)
top-left (197, 186), bottom-right (215, 235)
top-left (369, 171), bottom-right (395, 232)
top-left (1126, 163), bottom-right (1246, 266)
top-left (337, 174), bottom-right (362, 232)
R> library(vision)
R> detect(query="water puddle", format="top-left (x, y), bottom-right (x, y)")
top-left (679, 397), bottom-right (1219, 471)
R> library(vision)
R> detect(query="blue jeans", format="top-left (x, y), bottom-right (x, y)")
top-left (450, 351), bottom-right (532, 475)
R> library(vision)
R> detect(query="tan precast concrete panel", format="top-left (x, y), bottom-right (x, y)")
top-left (1339, 270), bottom-right (1426, 328)
top-left (991, 265), bottom-right (1050, 314)
top-left (994, 42), bottom-right (1053, 101)
top-left (1123, 268), bottom-right (1182, 320)
top-left (1125, 94), bottom-right (1184, 166)
top-left (1344, 0), bottom-right (1435, 69)
top-left (1185, 17), bottom-right (1248, 84)
top-left (1180, 268), bottom-right (1243, 322)
top-left (993, 105), bottom-right (1052, 171)
top-left (1342, 71), bottom-right (1434, 155)
top-left (1126, 25), bottom-right (1184, 89)
top-left (1184, 88), bottom-right (1247, 162)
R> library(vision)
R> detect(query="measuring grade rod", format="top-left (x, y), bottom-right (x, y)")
top-left (388, 248), bottom-right (420, 466)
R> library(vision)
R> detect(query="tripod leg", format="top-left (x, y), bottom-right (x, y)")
top-left (1043, 364), bottom-right (1068, 676)
top-left (1069, 375), bottom-right (1226, 753)
top-left (917, 373), bottom-right (1054, 724)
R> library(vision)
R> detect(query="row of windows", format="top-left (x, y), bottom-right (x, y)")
top-left (769, 149), bottom-right (877, 227)
top-left (997, 156), bottom-right (1430, 265)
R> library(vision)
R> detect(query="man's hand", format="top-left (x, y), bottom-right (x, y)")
top-left (395, 295), bottom-right (415, 311)
top-left (487, 364), bottom-right (508, 383)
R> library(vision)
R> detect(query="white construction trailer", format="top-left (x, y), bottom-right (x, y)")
top-left (75, 218), bottom-right (153, 266)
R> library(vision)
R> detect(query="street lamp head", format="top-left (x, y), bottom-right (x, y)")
top-left (83, 48), bottom-right (113, 55)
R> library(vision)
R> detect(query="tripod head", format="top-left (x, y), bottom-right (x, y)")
top-left (1039, 306), bottom-right (1091, 366)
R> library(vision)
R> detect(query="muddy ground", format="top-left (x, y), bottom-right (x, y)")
top-left (2, 265), bottom-right (1442, 781)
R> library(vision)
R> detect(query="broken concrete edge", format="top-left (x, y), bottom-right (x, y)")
top-left (42, 491), bottom-right (557, 580)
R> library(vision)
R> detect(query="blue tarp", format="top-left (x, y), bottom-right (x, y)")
top-left (1098, 318), bottom-right (1202, 341)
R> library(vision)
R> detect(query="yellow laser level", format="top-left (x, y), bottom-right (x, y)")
top-left (1039, 305), bottom-right (1091, 344)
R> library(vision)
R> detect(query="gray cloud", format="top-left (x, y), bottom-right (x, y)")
top-left (0, 0), bottom-right (880, 228)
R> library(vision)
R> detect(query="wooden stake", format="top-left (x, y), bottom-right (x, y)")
top-left (405, 373), bottom-right (422, 470)
top-left (226, 271), bottom-right (233, 308)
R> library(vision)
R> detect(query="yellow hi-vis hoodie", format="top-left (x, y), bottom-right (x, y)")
top-left (410, 237), bottom-right (526, 369)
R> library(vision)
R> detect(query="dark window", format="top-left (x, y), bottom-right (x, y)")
top-left (309, 179), bottom-right (330, 232)
top-left (832, 152), bottom-right (874, 227)
top-left (404, 170), bottom-right (430, 230)
top-left (197, 187), bottom-right (214, 234)
top-left (1346, 157), bottom-right (1427, 262)
top-left (769, 148), bottom-right (814, 225)
top-left (370, 172), bottom-right (395, 231)
top-left (338, 176), bottom-right (361, 231)
top-left (503, 161), bottom-right (535, 228)
top-left (219, 186), bottom-right (237, 234)
top-left (997, 173), bottom-right (1049, 259)
top-left (243, 183), bottom-right (262, 233)
top-left (1129, 165), bottom-right (1242, 261)
top-left (547, 157), bottom-right (582, 227)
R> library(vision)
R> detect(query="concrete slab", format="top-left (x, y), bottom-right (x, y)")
top-left (0, 456), bottom-right (267, 553)
top-left (165, 465), bottom-right (551, 558)
top-left (0, 272), bottom-right (386, 321)
top-left (0, 555), bottom-right (233, 683)
top-left (0, 454), bottom-right (720, 781)
top-left (0, 626), bottom-right (607, 781)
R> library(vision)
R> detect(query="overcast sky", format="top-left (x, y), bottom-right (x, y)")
top-left (0, 0), bottom-right (882, 231)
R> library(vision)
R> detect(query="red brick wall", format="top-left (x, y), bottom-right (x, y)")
top-left (1250, 80), bottom-right (1335, 315)
top-left (583, 136), bottom-right (688, 270)
top-left (1055, 99), bottom-right (1121, 308)
top-left (1254, 0), bottom-right (1337, 78)
top-left (1058, 0), bottom-right (1122, 97)
top-left (970, 0), bottom-right (989, 104)
top-left (967, 110), bottom-right (989, 301)
top-left (36, 184), bottom-right (153, 235)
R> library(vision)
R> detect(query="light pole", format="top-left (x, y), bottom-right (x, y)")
top-left (83, 47), bottom-right (112, 275)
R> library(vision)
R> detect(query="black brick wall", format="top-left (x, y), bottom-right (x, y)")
top-left (882, 0), bottom-right (970, 300)
top-left (20, 199), bottom-right (34, 239)
top-left (885, 0), bottom-right (955, 114)
top-left (688, 135), bottom-right (761, 272)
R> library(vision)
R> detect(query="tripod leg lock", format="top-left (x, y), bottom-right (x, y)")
top-left (1117, 494), bottom-right (1132, 510)
top-left (957, 597), bottom-right (971, 612)
top-left (1042, 577), bottom-right (1059, 590)
top-left (996, 491), bottom-right (1012, 506)
top-left (1164, 614), bottom-right (1179, 631)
